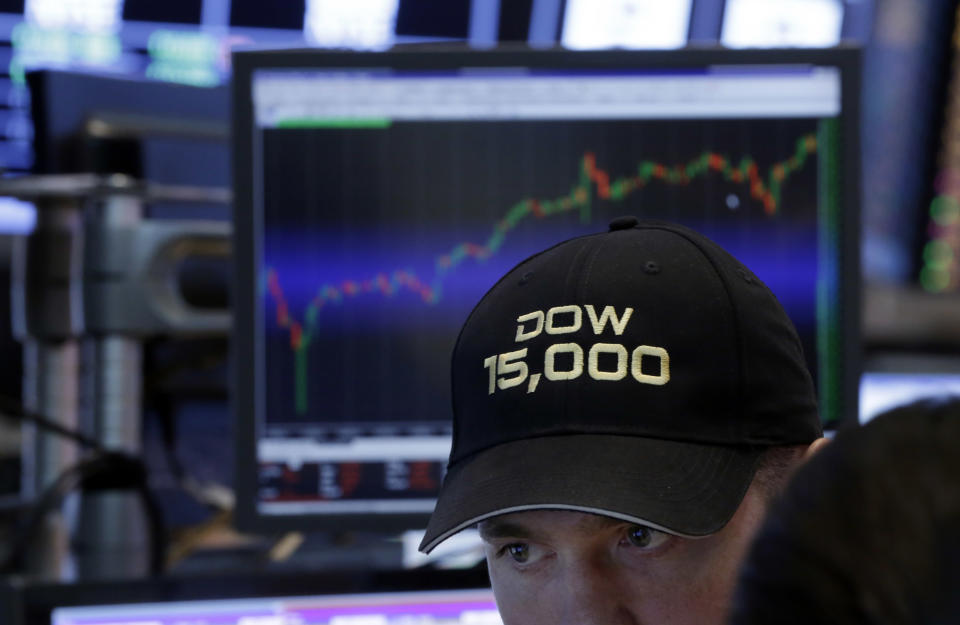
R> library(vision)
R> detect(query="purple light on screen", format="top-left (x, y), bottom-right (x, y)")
top-left (53, 592), bottom-right (501, 625)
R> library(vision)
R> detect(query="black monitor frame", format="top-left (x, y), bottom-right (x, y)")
top-left (232, 45), bottom-right (861, 534)
top-left (0, 567), bottom-right (492, 625)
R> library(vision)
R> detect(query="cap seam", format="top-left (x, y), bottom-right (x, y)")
top-left (639, 224), bottom-right (747, 431)
top-left (448, 233), bottom-right (603, 465)
top-left (569, 237), bottom-right (605, 428)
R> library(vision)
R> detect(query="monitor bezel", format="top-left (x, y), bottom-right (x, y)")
top-left (232, 44), bottom-right (861, 534)
top-left (2, 567), bottom-right (493, 625)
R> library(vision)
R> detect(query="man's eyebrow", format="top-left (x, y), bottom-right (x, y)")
top-left (477, 519), bottom-right (537, 541)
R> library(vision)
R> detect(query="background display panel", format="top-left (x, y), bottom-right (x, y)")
top-left (234, 49), bottom-right (860, 531)
top-left (560, 0), bottom-right (692, 49)
top-left (721, 0), bottom-right (844, 48)
top-left (0, 568), bottom-right (497, 625)
top-left (52, 589), bottom-right (501, 625)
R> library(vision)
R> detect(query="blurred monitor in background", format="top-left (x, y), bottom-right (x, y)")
top-left (0, 568), bottom-right (498, 625)
top-left (0, 0), bottom-right (485, 177)
top-left (51, 589), bottom-right (501, 625)
top-left (0, 198), bottom-right (34, 234)
top-left (561, 0), bottom-right (692, 50)
top-left (304, 0), bottom-right (400, 49)
top-left (860, 371), bottom-right (960, 422)
top-left (861, 0), bottom-right (958, 288)
top-left (0, 0), bottom-right (494, 515)
top-left (24, 0), bottom-right (123, 33)
top-left (914, 2), bottom-right (960, 294)
top-left (720, 0), bottom-right (845, 48)
top-left (548, 0), bottom-right (960, 292)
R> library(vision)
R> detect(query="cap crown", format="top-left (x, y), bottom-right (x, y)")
top-left (450, 220), bottom-right (820, 466)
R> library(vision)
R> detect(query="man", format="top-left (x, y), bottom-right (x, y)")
top-left (731, 398), bottom-right (960, 625)
top-left (419, 217), bottom-right (825, 625)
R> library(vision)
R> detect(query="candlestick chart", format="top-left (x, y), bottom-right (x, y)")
top-left (260, 118), bottom-right (826, 427)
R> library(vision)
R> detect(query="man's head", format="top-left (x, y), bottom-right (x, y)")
top-left (420, 218), bottom-right (822, 624)
top-left (476, 445), bottom-right (814, 625)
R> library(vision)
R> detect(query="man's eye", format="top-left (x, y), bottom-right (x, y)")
top-left (624, 524), bottom-right (668, 549)
top-left (504, 543), bottom-right (530, 563)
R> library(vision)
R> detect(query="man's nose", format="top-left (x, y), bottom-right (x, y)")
top-left (556, 557), bottom-right (638, 625)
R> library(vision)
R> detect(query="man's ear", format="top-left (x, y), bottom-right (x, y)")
top-left (803, 436), bottom-right (830, 461)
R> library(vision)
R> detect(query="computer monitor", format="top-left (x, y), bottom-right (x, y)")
top-left (232, 46), bottom-right (861, 532)
top-left (28, 70), bottom-right (229, 183)
top-left (720, 0), bottom-right (845, 48)
top-left (860, 371), bottom-right (960, 423)
top-left (560, 0), bottom-right (693, 49)
top-left (914, 0), bottom-right (960, 294)
top-left (0, 568), bottom-right (497, 625)
top-left (51, 591), bottom-right (500, 625)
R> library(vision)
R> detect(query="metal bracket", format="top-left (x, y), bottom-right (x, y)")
top-left (3, 173), bottom-right (231, 338)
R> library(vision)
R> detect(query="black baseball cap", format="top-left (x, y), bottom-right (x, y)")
top-left (420, 217), bottom-right (821, 553)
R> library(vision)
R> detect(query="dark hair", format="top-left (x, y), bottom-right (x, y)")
top-left (752, 444), bottom-right (807, 500)
top-left (731, 398), bottom-right (960, 625)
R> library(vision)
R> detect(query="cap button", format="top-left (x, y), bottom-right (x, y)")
top-left (609, 216), bottom-right (639, 231)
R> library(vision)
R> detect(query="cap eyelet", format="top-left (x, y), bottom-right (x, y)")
top-left (518, 271), bottom-right (535, 285)
top-left (643, 261), bottom-right (661, 275)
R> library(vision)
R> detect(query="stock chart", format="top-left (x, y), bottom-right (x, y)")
top-left (260, 117), bottom-right (829, 433)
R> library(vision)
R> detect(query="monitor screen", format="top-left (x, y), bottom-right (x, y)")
top-left (914, 0), bottom-right (960, 293)
top-left (560, 0), bottom-right (692, 49)
top-left (0, 569), bottom-right (496, 625)
top-left (860, 372), bottom-right (960, 423)
top-left (51, 589), bottom-right (501, 625)
top-left (721, 0), bottom-right (845, 48)
top-left (232, 47), bottom-right (861, 532)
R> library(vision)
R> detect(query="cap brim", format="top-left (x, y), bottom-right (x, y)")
top-left (420, 434), bottom-right (763, 553)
